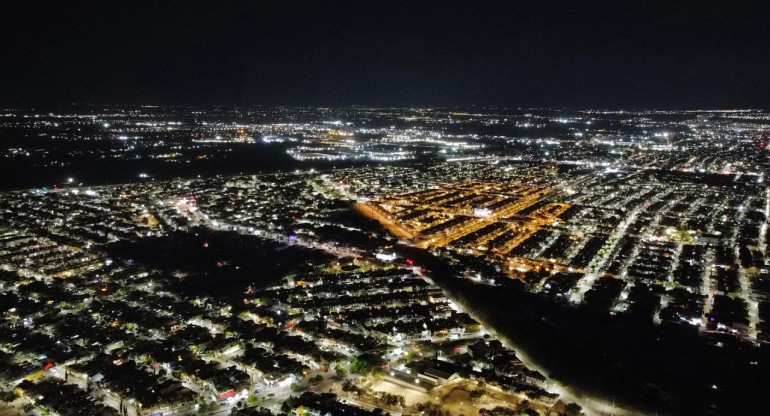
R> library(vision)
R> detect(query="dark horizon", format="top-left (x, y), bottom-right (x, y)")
top-left (2, 103), bottom-right (769, 112)
top-left (1, 1), bottom-right (769, 109)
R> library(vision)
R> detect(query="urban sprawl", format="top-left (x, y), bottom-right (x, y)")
top-left (1, 106), bottom-right (769, 416)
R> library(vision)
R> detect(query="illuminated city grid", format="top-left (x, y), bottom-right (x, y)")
top-left (1, 106), bottom-right (770, 416)
top-left (358, 182), bottom-right (569, 269)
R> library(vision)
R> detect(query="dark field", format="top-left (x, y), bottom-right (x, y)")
top-left (106, 227), bottom-right (334, 299)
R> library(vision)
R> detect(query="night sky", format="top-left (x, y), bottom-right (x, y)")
top-left (1, 1), bottom-right (768, 108)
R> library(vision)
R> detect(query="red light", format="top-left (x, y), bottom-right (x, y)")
top-left (406, 259), bottom-right (413, 265)
top-left (292, 216), bottom-right (296, 220)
